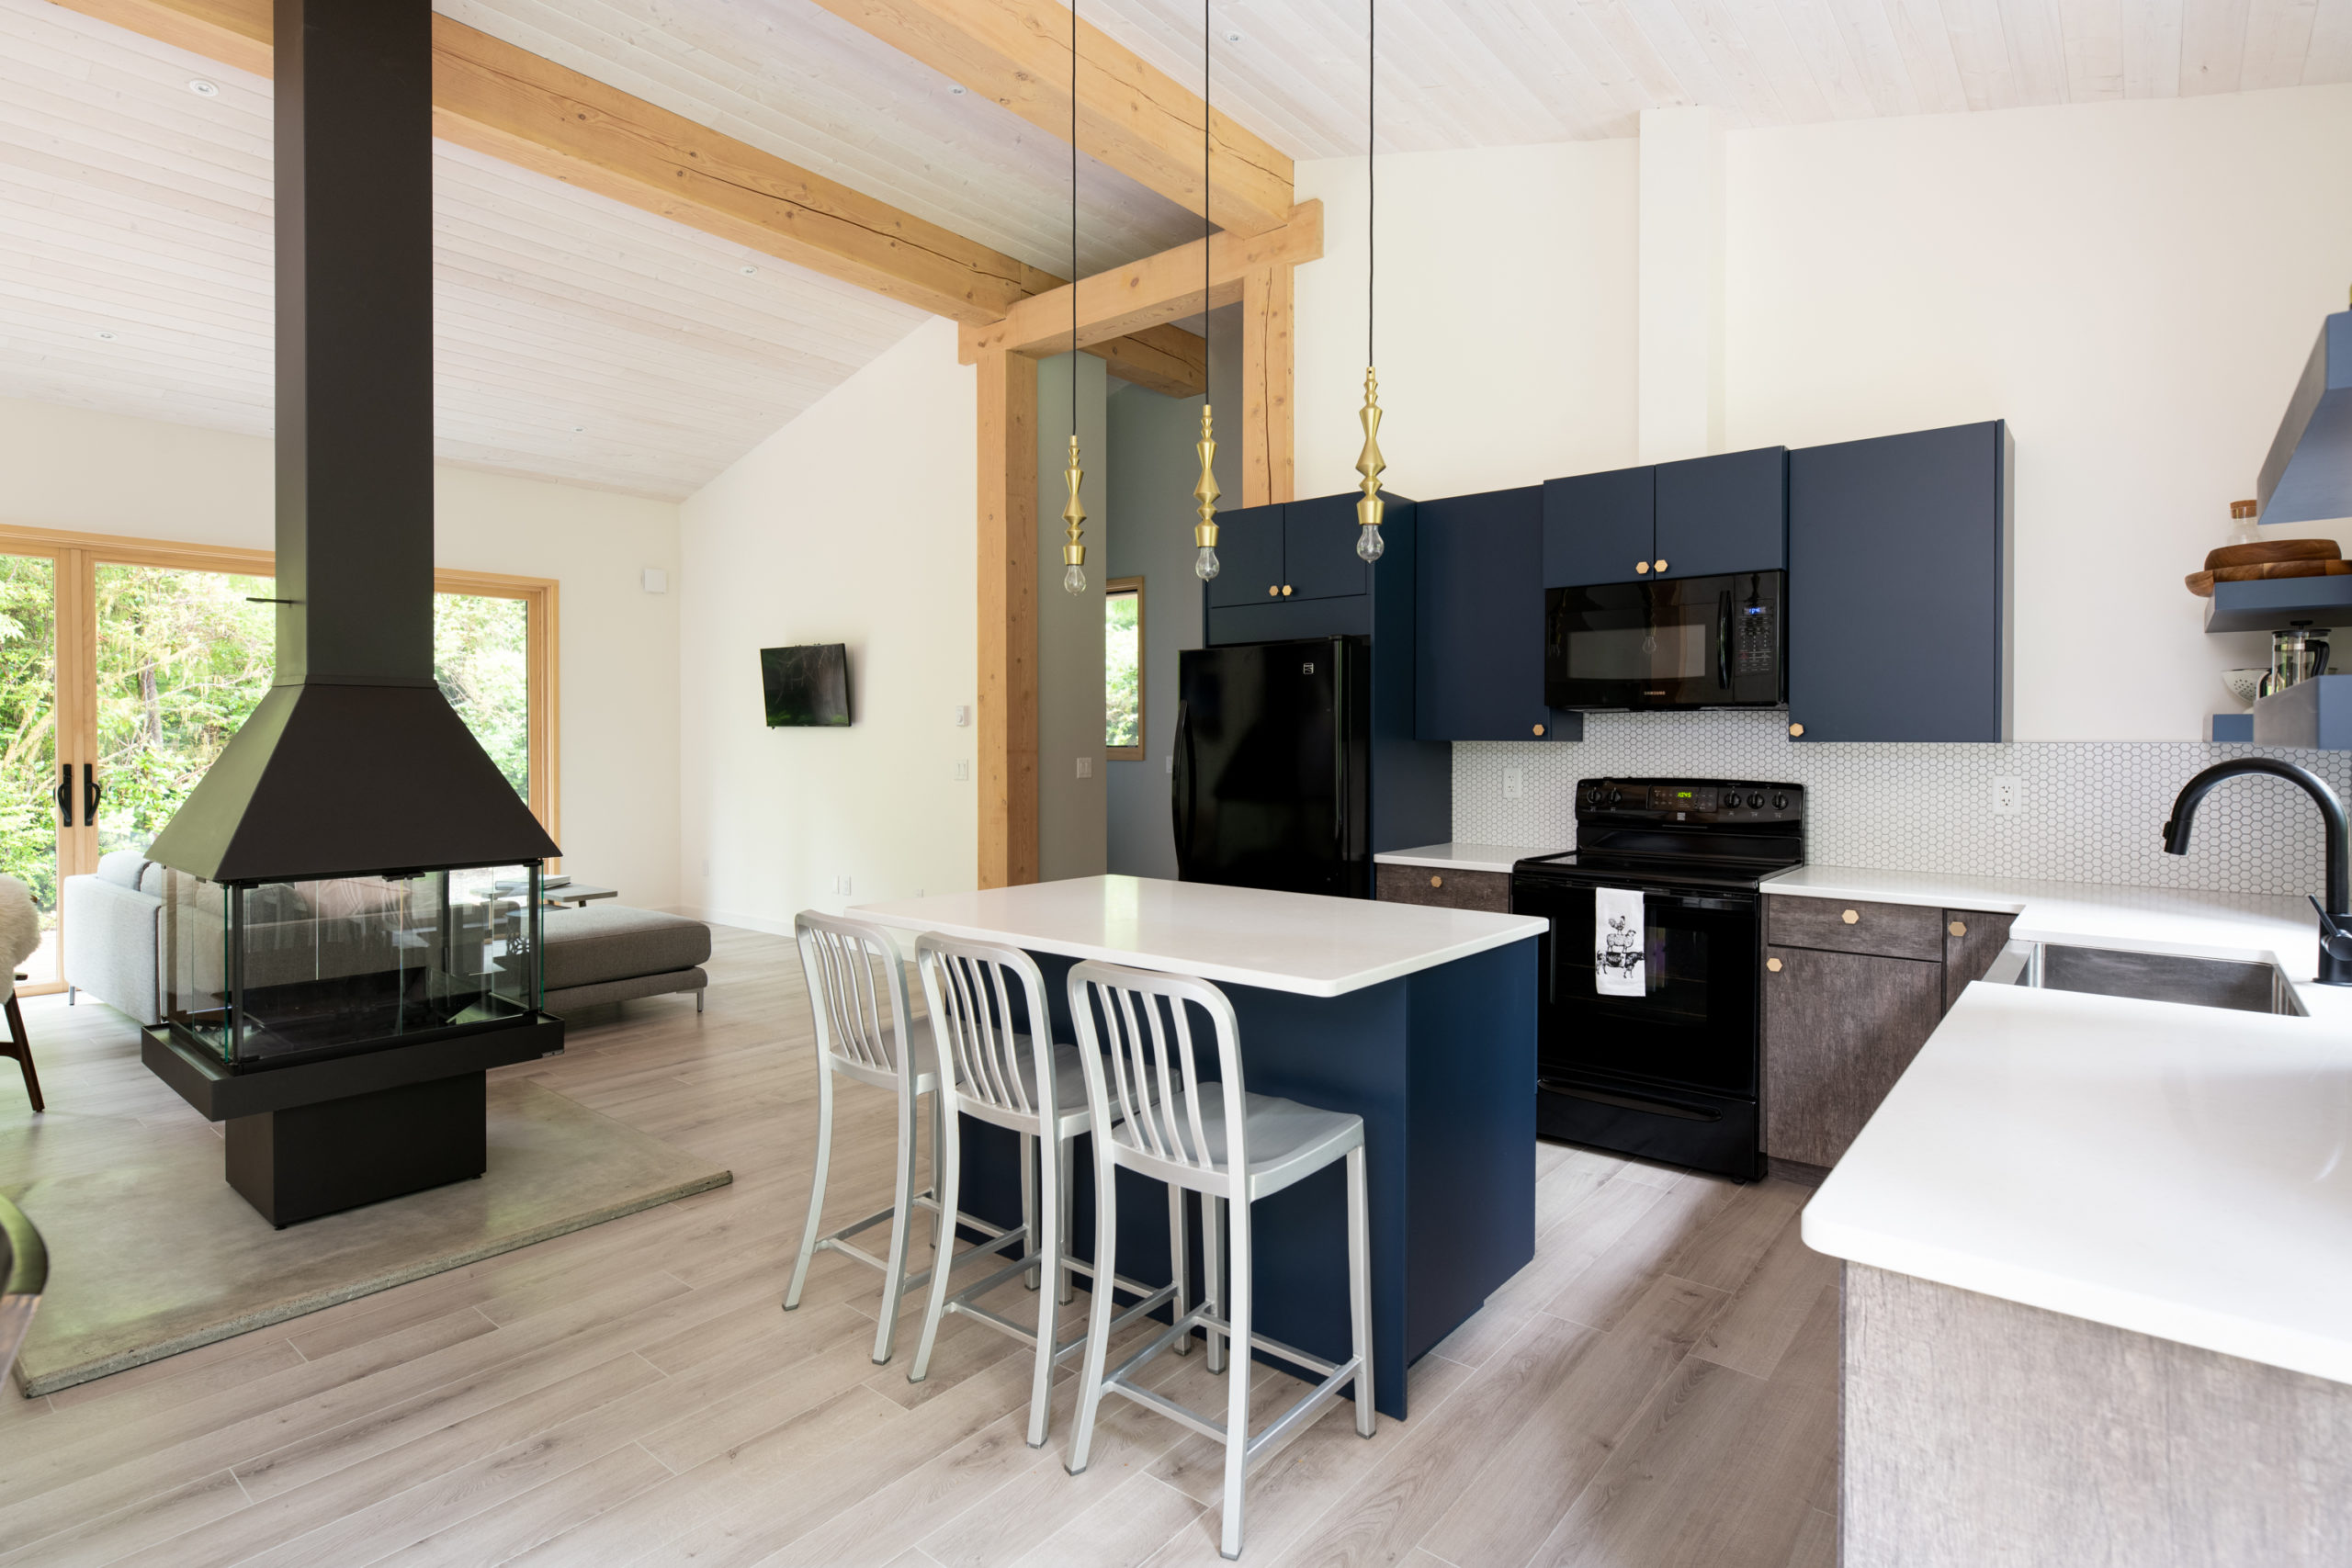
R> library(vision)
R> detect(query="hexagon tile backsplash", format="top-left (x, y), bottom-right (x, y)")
top-left (1454, 712), bottom-right (2352, 896)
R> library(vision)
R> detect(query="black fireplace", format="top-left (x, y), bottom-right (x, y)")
top-left (138, 0), bottom-right (565, 1226)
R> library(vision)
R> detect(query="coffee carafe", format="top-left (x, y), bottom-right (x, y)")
top-left (2261, 625), bottom-right (2333, 697)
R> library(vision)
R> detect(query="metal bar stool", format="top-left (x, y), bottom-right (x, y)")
top-left (1064, 960), bottom-right (1374, 1560)
top-left (904, 933), bottom-right (1185, 1447)
top-left (784, 911), bottom-right (1014, 1363)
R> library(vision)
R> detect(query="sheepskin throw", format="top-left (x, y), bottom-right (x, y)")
top-left (0, 874), bottom-right (41, 981)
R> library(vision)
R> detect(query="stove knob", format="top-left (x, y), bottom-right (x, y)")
top-left (1747, 792), bottom-right (1764, 809)
top-left (1772, 793), bottom-right (1790, 811)
top-left (1585, 787), bottom-right (1602, 806)
top-left (1607, 789), bottom-right (1623, 807)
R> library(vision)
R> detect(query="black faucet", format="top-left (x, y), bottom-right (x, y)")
top-left (2163, 757), bottom-right (2352, 987)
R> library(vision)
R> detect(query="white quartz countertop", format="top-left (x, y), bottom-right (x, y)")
top-left (1800, 868), bottom-right (2352, 1384)
top-left (849, 874), bottom-right (1546, 998)
top-left (1373, 843), bottom-right (1563, 875)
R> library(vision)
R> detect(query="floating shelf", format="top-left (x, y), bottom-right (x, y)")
top-left (2210, 713), bottom-right (2254, 742)
top-left (2251, 674), bottom-right (2352, 750)
top-left (2204, 575), bottom-right (2352, 634)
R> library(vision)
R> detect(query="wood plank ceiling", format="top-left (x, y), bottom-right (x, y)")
top-left (6, 0), bottom-right (2348, 498)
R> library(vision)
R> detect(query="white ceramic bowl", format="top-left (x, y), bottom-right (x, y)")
top-left (2222, 668), bottom-right (2267, 707)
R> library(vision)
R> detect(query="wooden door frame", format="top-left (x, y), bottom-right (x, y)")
top-left (0, 524), bottom-right (560, 993)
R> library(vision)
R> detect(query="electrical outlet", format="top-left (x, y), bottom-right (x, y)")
top-left (953, 761), bottom-right (969, 781)
top-left (1165, 755), bottom-right (1173, 774)
top-left (1992, 775), bottom-right (2022, 816)
top-left (833, 874), bottom-right (852, 895)
top-left (1503, 767), bottom-right (1524, 800)
top-left (1077, 757), bottom-right (1093, 779)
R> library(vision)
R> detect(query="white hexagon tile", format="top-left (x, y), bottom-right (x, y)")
top-left (1454, 714), bottom-right (2352, 896)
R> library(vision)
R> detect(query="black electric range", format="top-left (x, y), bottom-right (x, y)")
top-left (1511, 777), bottom-right (1804, 1181)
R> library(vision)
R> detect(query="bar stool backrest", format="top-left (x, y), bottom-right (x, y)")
top-left (1069, 961), bottom-right (1246, 1193)
top-left (795, 912), bottom-right (916, 1092)
top-left (916, 933), bottom-right (1057, 1132)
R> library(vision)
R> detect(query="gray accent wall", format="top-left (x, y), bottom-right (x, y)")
top-left (1104, 307), bottom-right (1241, 880)
top-left (1036, 350), bottom-right (1108, 883)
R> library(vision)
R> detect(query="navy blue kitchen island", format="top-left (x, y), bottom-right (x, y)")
top-left (854, 874), bottom-right (1543, 1420)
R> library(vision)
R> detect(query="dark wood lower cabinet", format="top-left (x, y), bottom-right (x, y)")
top-left (1763, 944), bottom-right (1944, 1168)
top-left (1374, 863), bottom-right (1511, 913)
top-left (1942, 908), bottom-right (2018, 1010)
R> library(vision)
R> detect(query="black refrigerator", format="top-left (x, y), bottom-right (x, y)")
top-left (1174, 637), bottom-right (1373, 897)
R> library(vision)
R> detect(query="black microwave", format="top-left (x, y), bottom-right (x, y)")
top-left (1544, 570), bottom-right (1785, 710)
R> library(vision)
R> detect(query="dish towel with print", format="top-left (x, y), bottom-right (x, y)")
top-left (1594, 886), bottom-right (1645, 998)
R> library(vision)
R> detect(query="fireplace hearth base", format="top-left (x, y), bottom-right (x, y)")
top-left (145, 1017), bottom-right (564, 1226)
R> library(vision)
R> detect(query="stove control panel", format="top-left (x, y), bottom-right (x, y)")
top-left (1577, 778), bottom-right (1804, 824)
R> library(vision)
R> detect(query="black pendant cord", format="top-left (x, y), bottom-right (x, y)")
top-left (1203, 0), bottom-right (1210, 374)
top-left (1367, 0), bottom-right (1375, 368)
top-left (1071, 0), bottom-right (1079, 434)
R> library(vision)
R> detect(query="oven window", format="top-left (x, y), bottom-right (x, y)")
top-left (1566, 622), bottom-right (1711, 683)
top-left (1529, 881), bottom-right (1759, 1097)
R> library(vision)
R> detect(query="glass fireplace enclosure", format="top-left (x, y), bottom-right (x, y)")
top-left (162, 864), bottom-right (544, 1069)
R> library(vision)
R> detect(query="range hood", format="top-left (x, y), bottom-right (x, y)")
top-left (2256, 306), bottom-right (2352, 529)
top-left (147, 0), bottom-right (557, 884)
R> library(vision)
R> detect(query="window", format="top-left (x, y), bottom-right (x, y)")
top-left (1105, 577), bottom-right (1143, 759)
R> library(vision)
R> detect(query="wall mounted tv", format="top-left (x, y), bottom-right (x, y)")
top-left (761, 644), bottom-right (852, 728)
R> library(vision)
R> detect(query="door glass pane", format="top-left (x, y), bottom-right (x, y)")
top-left (0, 555), bottom-right (60, 985)
top-left (435, 592), bottom-right (529, 803)
top-left (1105, 585), bottom-right (1140, 750)
top-left (93, 565), bottom-right (277, 860)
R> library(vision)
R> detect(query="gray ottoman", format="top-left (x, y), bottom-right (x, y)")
top-left (540, 905), bottom-right (712, 1015)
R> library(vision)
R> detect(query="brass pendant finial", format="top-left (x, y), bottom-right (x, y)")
top-left (1355, 367), bottom-right (1385, 532)
top-left (1193, 404), bottom-right (1220, 547)
top-left (1062, 434), bottom-right (1087, 567)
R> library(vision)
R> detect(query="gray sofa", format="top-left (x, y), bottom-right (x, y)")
top-left (61, 852), bottom-right (711, 1026)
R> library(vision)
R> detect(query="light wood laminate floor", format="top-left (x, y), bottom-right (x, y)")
top-left (0, 925), bottom-right (1838, 1567)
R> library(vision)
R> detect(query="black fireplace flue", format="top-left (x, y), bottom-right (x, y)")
top-left (139, 0), bottom-right (565, 1227)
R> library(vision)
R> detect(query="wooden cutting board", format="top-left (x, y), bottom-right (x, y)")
top-left (2204, 538), bottom-right (2341, 570)
top-left (2186, 558), bottom-right (2352, 596)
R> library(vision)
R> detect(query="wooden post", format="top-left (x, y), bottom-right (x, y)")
top-left (976, 349), bottom-right (1039, 888)
top-left (1242, 264), bottom-right (1295, 508)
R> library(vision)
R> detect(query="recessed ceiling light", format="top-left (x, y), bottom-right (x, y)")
top-left (94, 329), bottom-right (118, 341)
top-left (948, 84), bottom-right (967, 96)
top-left (1223, 29), bottom-right (1242, 42)
top-left (740, 265), bottom-right (757, 276)
top-left (188, 78), bottom-right (220, 97)
top-left (571, 425), bottom-right (586, 433)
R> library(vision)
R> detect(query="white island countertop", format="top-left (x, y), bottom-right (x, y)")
top-left (850, 874), bottom-right (1546, 998)
top-left (1799, 867), bottom-right (2352, 1384)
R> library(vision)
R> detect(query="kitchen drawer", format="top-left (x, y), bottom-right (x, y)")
top-left (1767, 895), bottom-right (1944, 961)
top-left (1375, 863), bottom-right (1510, 913)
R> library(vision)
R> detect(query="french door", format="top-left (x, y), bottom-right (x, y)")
top-left (0, 527), bottom-right (558, 997)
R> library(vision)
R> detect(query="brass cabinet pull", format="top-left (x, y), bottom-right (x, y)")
top-left (1766, 957), bottom-right (1783, 973)
top-left (1267, 585), bottom-right (1278, 597)
top-left (1429, 874), bottom-right (1443, 889)
top-left (1842, 908), bottom-right (1860, 924)
top-left (1788, 722), bottom-right (1805, 738)
top-left (1532, 723), bottom-right (1545, 737)
top-left (1654, 558), bottom-right (1668, 572)
top-left (1634, 560), bottom-right (1651, 574)
top-left (1949, 920), bottom-right (1967, 937)
top-left (1283, 585), bottom-right (1294, 596)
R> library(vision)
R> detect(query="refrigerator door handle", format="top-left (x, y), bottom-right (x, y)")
top-left (1171, 699), bottom-right (1195, 863)
top-left (1330, 642), bottom-right (1346, 852)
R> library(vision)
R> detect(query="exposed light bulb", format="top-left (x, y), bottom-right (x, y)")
top-left (1063, 562), bottom-right (1087, 594)
top-left (1194, 547), bottom-right (1221, 581)
top-left (1355, 525), bottom-right (1385, 563)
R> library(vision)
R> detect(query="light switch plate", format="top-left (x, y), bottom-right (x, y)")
top-left (640, 567), bottom-right (668, 593)
top-left (1503, 767), bottom-right (1524, 800)
top-left (954, 761), bottom-right (969, 781)
top-left (833, 874), bottom-right (852, 895)
top-left (953, 705), bottom-right (969, 728)
top-left (1076, 757), bottom-right (1093, 779)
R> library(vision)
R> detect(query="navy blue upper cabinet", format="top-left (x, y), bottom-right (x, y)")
top-left (1543, 467), bottom-right (1654, 587)
top-left (1655, 447), bottom-right (1786, 580)
top-left (1205, 502), bottom-right (1284, 609)
top-left (1415, 487), bottom-right (1562, 742)
top-left (1787, 422), bottom-right (2010, 742)
top-left (1284, 493), bottom-right (1370, 602)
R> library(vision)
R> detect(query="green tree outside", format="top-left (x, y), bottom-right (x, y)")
top-left (1105, 588), bottom-right (1140, 750)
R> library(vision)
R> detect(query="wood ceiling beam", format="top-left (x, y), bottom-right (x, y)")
top-left (804, 0), bottom-right (1294, 238)
top-left (961, 201), bottom-right (1320, 363)
top-left (46, 0), bottom-right (1204, 392)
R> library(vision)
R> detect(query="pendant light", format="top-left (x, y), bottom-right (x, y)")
top-left (1191, 0), bottom-right (1221, 582)
top-left (1060, 3), bottom-right (1088, 596)
top-left (1353, 0), bottom-right (1386, 564)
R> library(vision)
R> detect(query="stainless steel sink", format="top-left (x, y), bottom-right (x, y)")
top-left (1984, 940), bottom-right (2306, 1017)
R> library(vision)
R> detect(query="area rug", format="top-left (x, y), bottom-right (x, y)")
top-left (1, 1078), bottom-right (730, 1396)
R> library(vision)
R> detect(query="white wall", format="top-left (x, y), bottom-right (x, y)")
top-left (1295, 85), bottom-right (2352, 741)
top-left (676, 317), bottom-right (978, 931)
top-left (0, 395), bottom-right (684, 904)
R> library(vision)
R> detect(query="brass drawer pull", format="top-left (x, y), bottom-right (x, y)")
top-left (1654, 558), bottom-right (1668, 572)
top-left (1532, 723), bottom-right (1545, 737)
top-left (1842, 909), bottom-right (1860, 924)
top-left (1267, 585), bottom-right (1278, 597)
top-left (1788, 722), bottom-right (1805, 738)
top-left (1429, 874), bottom-right (1443, 889)
top-left (1766, 957), bottom-right (1782, 973)
top-left (1948, 920), bottom-right (1967, 937)
top-left (1634, 560), bottom-right (1650, 574)
top-left (1282, 585), bottom-right (1294, 596)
